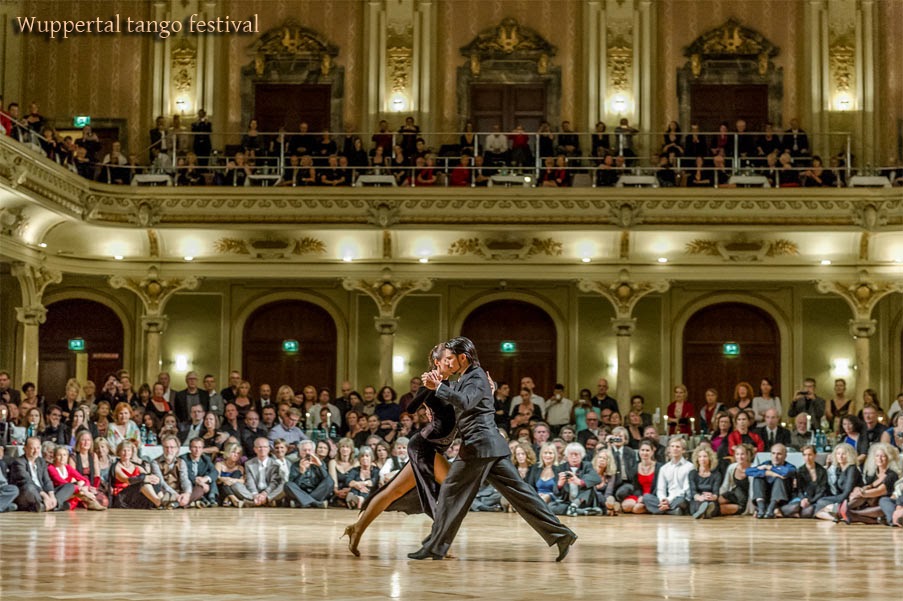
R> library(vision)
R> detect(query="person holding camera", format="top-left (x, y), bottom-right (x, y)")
top-left (787, 378), bottom-right (826, 426)
top-left (549, 442), bottom-right (602, 516)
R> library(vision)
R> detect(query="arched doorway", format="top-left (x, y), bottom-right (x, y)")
top-left (461, 300), bottom-right (557, 399)
top-left (242, 300), bottom-right (337, 393)
top-left (39, 299), bottom-right (125, 400)
top-left (682, 302), bottom-right (780, 412)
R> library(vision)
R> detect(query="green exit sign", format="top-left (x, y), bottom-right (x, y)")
top-left (500, 341), bottom-right (517, 354)
top-left (73, 115), bottom-right (91, 128)
top-left (282, 339), bottom-right (299, 353)
top-left (68, 338), bottom-right (86, 352)
top-left (722, 342), bottom-right (740, 357)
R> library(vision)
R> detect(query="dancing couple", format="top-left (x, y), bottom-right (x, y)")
top-left (343, 336), bottom-right (577, 561)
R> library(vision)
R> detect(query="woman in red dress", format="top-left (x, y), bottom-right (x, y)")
top-left (667, 384), bottom-right (695, 435)
top-left (47, 446), bottom-right (105, 510)
top-left (620, 440), bottom-right (662, 514)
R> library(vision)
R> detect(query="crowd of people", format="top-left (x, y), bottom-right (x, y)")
top-left (0, 368), bottom-right (900, 527)
top-left (4, 98), bottom-right (902, 188)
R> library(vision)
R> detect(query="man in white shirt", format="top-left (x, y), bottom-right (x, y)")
top-left (245, 437), bottom-right (285, 506)
top-left (642, 437), bottom-right (692, 515)
top-left (509, 376), bottom-right (546, 415)
top-left (379, 437), bottom-right (410, 485)
top-left (484, 124), bottom-right (509, 165)
top-left (544, 384), bottom-right (573, 434)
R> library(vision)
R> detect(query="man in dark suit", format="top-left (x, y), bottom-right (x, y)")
top-left (577, 410), bottom-right (605, 447)
top-left (284, 440), bottom-right (333, 508)
top-left (0, 371), bottom-right (20, 406)
top-left (609, 427), bottom-right (639, 502)
top-left (191, 109), bottom-right (213, 165)
top-left (9, 437), bottom-right (74, 511)
top-left (755, 408), bottom-right (792, 449)
top-left (149, 116), bottom-right (169, 162)
top-left (182, 437), bottom-right (219, 506)
top-left (173, 371), bottom-right (210, 425)
top-left (409, 337), bottom-right (576, 561)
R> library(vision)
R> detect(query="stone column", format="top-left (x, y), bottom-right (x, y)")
top-left (15, 306), bottom-right (47, 387)
top-left (375, 317), bottom-right (400, 388)
top-left (12, 262), bottom-right (61, 386)
top-left (343, 273), bottom-right (432, 389)
top-left (611, 317), bottom-right (637, 410)
top-left (818, 273), bottom-right (903, 410)
top-left (109, 266), bottom-right (200, 385)
top-left (579, 271), bottom-right (669, 415)
top-left (849, 319), bottom-right (876, 395)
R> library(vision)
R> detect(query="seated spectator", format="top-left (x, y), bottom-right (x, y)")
top-left (777, 150), bottom-right (799, 186)
top-left (526, 442), bottom-right (559, 504)
top-left (245, 436), bottom-right (286, 507)
top-left (179, 404), bottom-right (205, 444)
top-left (686, 155), bottom-right (712, 187)
top-left (346, 446), bottom-right (379, 510)
top-left (449, 155), bottom-right (472, 187)
top-left (839, 414), bottom-right (867, 460)
top-left (198, 412), bottom-right (228, 458)
top-left (483, 124), bottom-right (509, 165)
top-left (549, 442), bottom-right (601, 516)
top-left (844, 442), bottom-right (899, 524)
top-left (328, 438), bottom-right (357, 507)
top-left (709, 412), bottom-right (733, 455)
top-left (183, 436), bottom-right (219, 507)
top-left (106, 402), bottom-right (141, 450)
top-left (721, 410), bottom-right (764, 458)
top-left (268, 407), bottom-right (308, 456)
top-left (595, 153), bottom-right (619, 187)
top-left (879, 474), bottom-right (903, 527)
top-left (40, 406), bottom-right (69, 446)
top-left (643, 425), bottom-right (666, 463)
top-left (217, 442), bottom-right (253, 507)
top-left (800, 155), bottom-right (835, 187)
top-left (101, 141), bottom-right (130, 184)
top-left (881, 413), bottom-right (903, 451)
top-left (415, 155), bottom-right (437, 186)
top-left (10, 437), bottom-right (74, 511)
top-left (176, 152), bottom-right (204, 186)
top-left (859, 404), bottom-right (888, 464)
top-left (747, 443), bottom-right (795, 519)
top-left (319, 155), bottom-right (346, 186)
top-left (887, 394), bottom-right (903, 423)
top-left (790, 412), bottom-right (814, 449)
top-left (240, 410), bottom-right (266, 457)
top-left (718, 443), bottom-right (754, 515)
top-left (222, 151), bottom-right (252, 186)
top-left (379, 437), bottom-right (409, 485)
top-left (111, 440), bottom-right (166, 509)
top-left (509, 123), bottom-right (533, 167)
top-left (69, 430), bottom-right (108, 507)
top-left (642, 437), bottom-right (692, 515)
top-left (712, 153), bottom-right (734, 187)
top-left (591, 447), bottom-right (619, 515)
top-left (93, 437), bottom-right (113, 491)
top-left (152, 435), bottom-right (195, 509)
top-left (0, 464), bottom-right (17, 512)
top-left (689, 445), bottom-right (722, 519)
top-left (756, 408), bottom-right (792, 449)
top-left (390, 144), bottom-right (410, 185)
top-left (656, 154), bottom-right (677, 187)
top-left (814, 443), bottom-right (862, 521)
top-left (471, 154), bottom-right (494, 186)
top-left (620, 439), bottom-right (661, 514)
top-left (47, 445), bottom-right (105, 510)
top-left (556, 120), bottom-right (580, 158)
top-left (780, 444), bottom-right (828, 518)
top-left (285, 439), bottom-right (333, 508)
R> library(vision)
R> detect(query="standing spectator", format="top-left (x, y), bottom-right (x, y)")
top-left (787, 378), bottom-right (826, 425)
top-left (173, 371), bottom-right (209, 424)
top-left (0, 371), bottom-right (21, 405)
top-left (398, 116), bottom-right (420, 159)
top-left (191, 108), bottom-right (212, 165)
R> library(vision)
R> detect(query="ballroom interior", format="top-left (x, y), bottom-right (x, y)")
top-left (0, 0), bottom-right (902, 414)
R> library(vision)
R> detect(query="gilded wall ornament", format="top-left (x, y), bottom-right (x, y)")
top-left (387, 47), bottom-right (412, 94)
top-left (448, 236), bottom-right (562, 261)
top-left (171, 39), bottom-right (197, 94)
top-left (607, 43), bottom-right (632, 92)
top-left (684, 18), bottom-right (778, 77)
top-left (578, 270), bottom-right (670, 318)
top-left (109, 266), bottom-right (200, 315)
top-left (342, 271), bottom-right (433, 317)
top-left (685, 237), bottom-right (798, 262)
top-left (214, 236), bottom-right (326, 259)
top-left (817, 270), bottom-right (903, 321)
top-left (249, 19), bottom-right (339, 77)
top-left (460, 17), bottom-right (557, 71)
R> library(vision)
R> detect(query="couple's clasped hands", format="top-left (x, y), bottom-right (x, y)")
top-left (421, 370), bottom-right (442, 390)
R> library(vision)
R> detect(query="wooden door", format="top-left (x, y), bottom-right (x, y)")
top-left (682, 303), bottom-right (780, 412)
top-left (460, 300), bottom-right (557, 399)
top-left (470, 84), bottom-right (546, 133)
top-left (39, 299), bottom-right (124, 398)
top-left (254, 84), bottom-right (331, 133)
top-left (242, 300), bottom-right (337, 393)
top-left (690, 84), bottom-right (769, 132)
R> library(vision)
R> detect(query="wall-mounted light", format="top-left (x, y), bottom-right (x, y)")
top-left (174, 354), bottom-right (189, 371)
top-left (390, 94), bottom-right (408, 113)
top-left (393, 355), bottom-right (406, 373)
top-left (832, 358), bottom-right (851, 377)
top-left (612, 94), bottom-right (627, 114)
top-left (175, 98), bottom-right (188, 114)
top-left (834, 92), bottom-right (853, 112)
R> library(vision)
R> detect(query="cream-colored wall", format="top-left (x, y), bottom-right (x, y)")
top-left (576, 294), bottom-right (617, 399)
top-left (877, 0), bottom-right (903, 161)
top-left (800, 296), bottom-right (857, 407)
top-left (656, 0), bottom-right (806, 130)
top-left (0, 270), bottom-right (20, 376)
top-left (354, 294), bottom-right (380, 390)
top-left (19, 0), bottom-right (153, 151)
top-left (160, 292), bottom-right (223, 386)
top-left (392, 293), bottom-right (443, 388)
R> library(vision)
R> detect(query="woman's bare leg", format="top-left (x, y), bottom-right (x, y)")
top-left (433, 453), bottom-right (450, 483)
top-left (343, 462), bottom-right (418, 555)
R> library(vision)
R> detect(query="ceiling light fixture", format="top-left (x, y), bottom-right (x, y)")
top-left (657, 257), bottom-right (668, 263)
top-left (820, 259), bottom-right (832, 265)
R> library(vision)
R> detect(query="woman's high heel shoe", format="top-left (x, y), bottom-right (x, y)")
top-left (341, 524), bottom-right (361, 557)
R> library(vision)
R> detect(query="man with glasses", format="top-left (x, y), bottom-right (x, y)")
top-left (578, 411), bottom-right (604, 447)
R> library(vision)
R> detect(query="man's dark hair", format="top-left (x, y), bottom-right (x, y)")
top-left (444, 336), bottom-right (480, 367)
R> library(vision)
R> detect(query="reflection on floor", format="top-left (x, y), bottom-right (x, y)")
top-left (1, 510), bottom-right (901, 600)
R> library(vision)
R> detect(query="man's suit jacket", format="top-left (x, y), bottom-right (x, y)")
top-left (182, 454), bottom-right (217, 487)
top-left (289, 461), bottom-right (332, 493)
top-left (178, 421), bottom-right (204, 444)
top-left (755, 426), bottom-right (792, 449)
top-left (577, 428), bottom-right (604, 447)
top-left (434, 365), bottom-right (509, 460)
top-left (9, 456), bottom-right (54, 492)
top-left (244, 457), bottom-right (285, 497)
top-left (552, 461), bottom-right (603, 501)
top-left (173, 388), bottom-right (210, 424)
top-left (611, 445), bottom-right (638, 482)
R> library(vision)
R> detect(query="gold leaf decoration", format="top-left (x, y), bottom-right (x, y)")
top-left (526, 237), bottom-right (563, 257)
top-left (448, 238), bottom-right (485, 257)
top-left (685, 239), bottom-right (720, 256)
top-left (766, 239), bottom-right (799, 257)
top-left (293, 236), bottom-right (326, 256)
top-left (214, 238), bottom-right (250, 254)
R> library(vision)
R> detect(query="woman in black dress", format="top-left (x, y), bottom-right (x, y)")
top-left (342, 344), bottom-right (457, 556)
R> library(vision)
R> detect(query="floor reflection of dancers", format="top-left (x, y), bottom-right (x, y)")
top-left (341, 345), bottom-right (457, 557)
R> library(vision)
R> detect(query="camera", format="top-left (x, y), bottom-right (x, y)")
top-left (610, 436), bottom-right (623, 443)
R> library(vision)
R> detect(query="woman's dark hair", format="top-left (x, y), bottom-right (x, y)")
top-left (22, 382), bottom-right (36, 393)
top-left (318, 387), bottom-right (332, 400)
top-left (428, 344), bottom-right (444, 369)
top-left (378, 386), bottom-right (397, 403)
top-left (842, 414), bottom-right (863, 434)
top-left (444, 336), bottom-right (480, 367)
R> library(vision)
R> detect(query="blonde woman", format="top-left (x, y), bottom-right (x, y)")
top-left (591, 447), bottom-right (619, 515)
top-left (526, 442), bottom-right (559, 504)
top-left (93, 437), bottom-right (113, 489)
top-left (276, 385), bottom-right (296, 404)
top-left (844, 442), bottom-right (900, 524)
top-left (689, 446), bottom-right (722, 519)
top-left (718, 443), bottom-right (755, 515)
top-left (815, 442), bottom-right (862, 521)
top-left (329, 437), bottom-right (358, 506)
top-left (216, 442), bottom-right (253, 507)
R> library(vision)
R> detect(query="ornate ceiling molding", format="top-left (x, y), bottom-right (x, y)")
top-left (108, 265), bottom-right (200, 315)
top-left (578, 269), bottom-right (670, 318)
top-left (342, 270), bottom-right (433, 317)
top-left (816, 270), bottom-right (903, 321)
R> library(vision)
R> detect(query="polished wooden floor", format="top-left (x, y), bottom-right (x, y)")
top-left (1, 509), bottom-right (901, 600)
